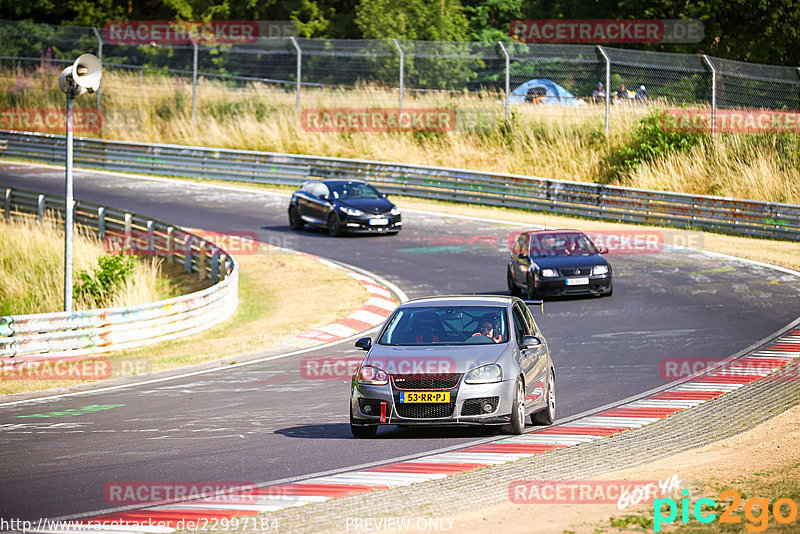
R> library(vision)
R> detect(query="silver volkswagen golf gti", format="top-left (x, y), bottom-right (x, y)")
top-left (349, 295), bottom-right (555, 438)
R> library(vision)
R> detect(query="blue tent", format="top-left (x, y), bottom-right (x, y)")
top-left (509, 78), bottom-right (584, 106)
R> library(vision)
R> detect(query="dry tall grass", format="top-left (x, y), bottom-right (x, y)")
top-left (0, 216), bottom-right (186, 315)
top-left (2, 67), bottom-right (798, 204)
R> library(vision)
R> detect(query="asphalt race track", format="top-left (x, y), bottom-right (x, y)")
top-left (2, 163), bottom-right (800, 521)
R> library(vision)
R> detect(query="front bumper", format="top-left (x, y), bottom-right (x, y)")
top-left (341, 213), bottom-right (402, 234)
top-left (536, 274), bottom-right (612, 296)
top-left (350, 378), bottom-right (516, 427)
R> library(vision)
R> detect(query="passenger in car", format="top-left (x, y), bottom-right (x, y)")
top-left (472, 321), bottom-right (502, 343)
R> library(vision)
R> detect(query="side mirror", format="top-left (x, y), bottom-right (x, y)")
top-left (518, 253), bottom-right (529, 260)
top-left (321, 194), bottom-right (332, 203)
top-left (598, 246), bottom-right (609, 254)
top-left (521, 335), bottom-right (542, 348)
top-left (355, 337), bottom-right (372, 351)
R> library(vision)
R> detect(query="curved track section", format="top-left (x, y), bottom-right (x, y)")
top-left (1, 163), bottom-right (800, 522)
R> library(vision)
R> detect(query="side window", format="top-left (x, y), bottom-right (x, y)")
top-left (301, 182), bottom-right (314, 194)
top-left (318, 184), bottom-right (330, 198)
top-left (512, 306), bottom-right (531, 342)
top-left (514, 233), bottom-right (529, 255)
top-left (523, 306), bottom-right (537, 335)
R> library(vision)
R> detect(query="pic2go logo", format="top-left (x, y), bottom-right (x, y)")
top-left (655, 489), bottom-right (800, 532)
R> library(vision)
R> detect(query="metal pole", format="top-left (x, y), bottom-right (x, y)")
top-left (290, 37), bottom-right (301, 112)
top-left (703, 55), bottom-right (716, 138)
top-left (93, 27), bottom-right (103, 111)
top-left (393, 38), bottom-right (404, 113)
top-left (597, 46), bottom-right (610, 136)
top-left (498, 42), bottom-right (510, 122)
top-left (191, 41), bottom-right (198, 123)
top-left (64, 88), bottom-right (74, 312)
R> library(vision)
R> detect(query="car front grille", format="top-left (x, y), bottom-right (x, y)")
top-left (391, 373), bottom-right (462, 390)
top-left (396, 402), bottom-right (456, 419)
top-left (559, 267), bottom-right (591, 276)
top-left (460, 397), bottom-right (500, 416)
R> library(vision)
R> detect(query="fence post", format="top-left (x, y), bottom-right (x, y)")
top-left (290, 37), bottom-right (302, 112)
top-left (702, 55), bottom-right (716, 138)
top-left (597, 46), bottom-right (610, 136)
top-left (92, 27), bottom-right (103, 111)
top-left (37, 194), bottom-right (45, 222)
top-left (797, 68), bottom-right (800, 108)
top-left (191, 41), bottom-right (198, 123)
top-left (498, 42), bottom-right (510, 122)
top-left (393, 38), bottom-right (404, 113)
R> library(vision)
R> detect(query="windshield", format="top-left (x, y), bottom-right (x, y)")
top-left (530, 233), bottom-right (598, 257)
top-left (379, 306), bottom-right (508, 346)
top-left (329, 182), bottom-right (382, 199)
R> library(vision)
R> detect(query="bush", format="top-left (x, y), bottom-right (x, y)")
top-left (601, 111), bottom-right (707, 183)
top-left (73, 255), bottom-right (136, 304)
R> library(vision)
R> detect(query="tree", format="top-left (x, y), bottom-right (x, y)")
top-left (355, 0), bottom-right (470, 41)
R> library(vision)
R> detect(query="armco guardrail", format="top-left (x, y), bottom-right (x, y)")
top-left (2, 130), bottom-right (799, 240)
top-left (0, 187), bottom-right (238, 359)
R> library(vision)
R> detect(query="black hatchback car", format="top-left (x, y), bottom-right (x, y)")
top-left (507, 230), bottom-right (612, 298)
top-left (288, 179), bottom-right (402, 236)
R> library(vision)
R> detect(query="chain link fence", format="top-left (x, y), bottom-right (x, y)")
top-left (2, 19), bottom-right (800, 134)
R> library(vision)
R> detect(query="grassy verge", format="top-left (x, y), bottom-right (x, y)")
top-left (0, 248), bottom-right (369, 396)
top-left (3, 68), bottom-right (800, 204)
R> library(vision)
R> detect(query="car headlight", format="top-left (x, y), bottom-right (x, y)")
top-left (592, 264), bottom-right (609, 275)
top-left (357, 365), bottom-right (388, 385)
top-left (339, 206), bottom-right (364, 216)
top-left (390, 206), bottom-right (401, 216)
top-left (541, 268), bottom-right (559, 278)
top-left (464, 364), bottom-right (502, 384)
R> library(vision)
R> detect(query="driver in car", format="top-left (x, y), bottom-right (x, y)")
top-left (472, 320), bottom-right (503, 343)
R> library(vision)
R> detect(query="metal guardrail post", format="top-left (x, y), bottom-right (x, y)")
top-left (146, 220), bottom-right (154, 255)
top-left (290, 37), bottom-right (302, 113)
top-left (37, 194), bottom-right (45, 222)
top-left (597, 46), bottom-right (610, 136)
top-left (198, 249), bottom-right (207, 281)
top-left (211, 253), bottom-right (219, 284)
top-left (92, 27), bottom-right (103, 111)
top-left (498, 42), bottom-right (510, 122)
top-left (167, 226), bottom-right (174, 264)
top-left (3, 188), bottom-right (10, 220)
top-left (124, 212), bottom-right (132, 251)
top-left (703, 55), bottom-right (717, 138)
top-left (97, 206), bottom-right (105, 241)
top-left (191, 41), bottom-right (198, 123)
top-left (393, 39), bottom-right (404, 114)
top-left (184, 235), bottom-right (193, 274)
